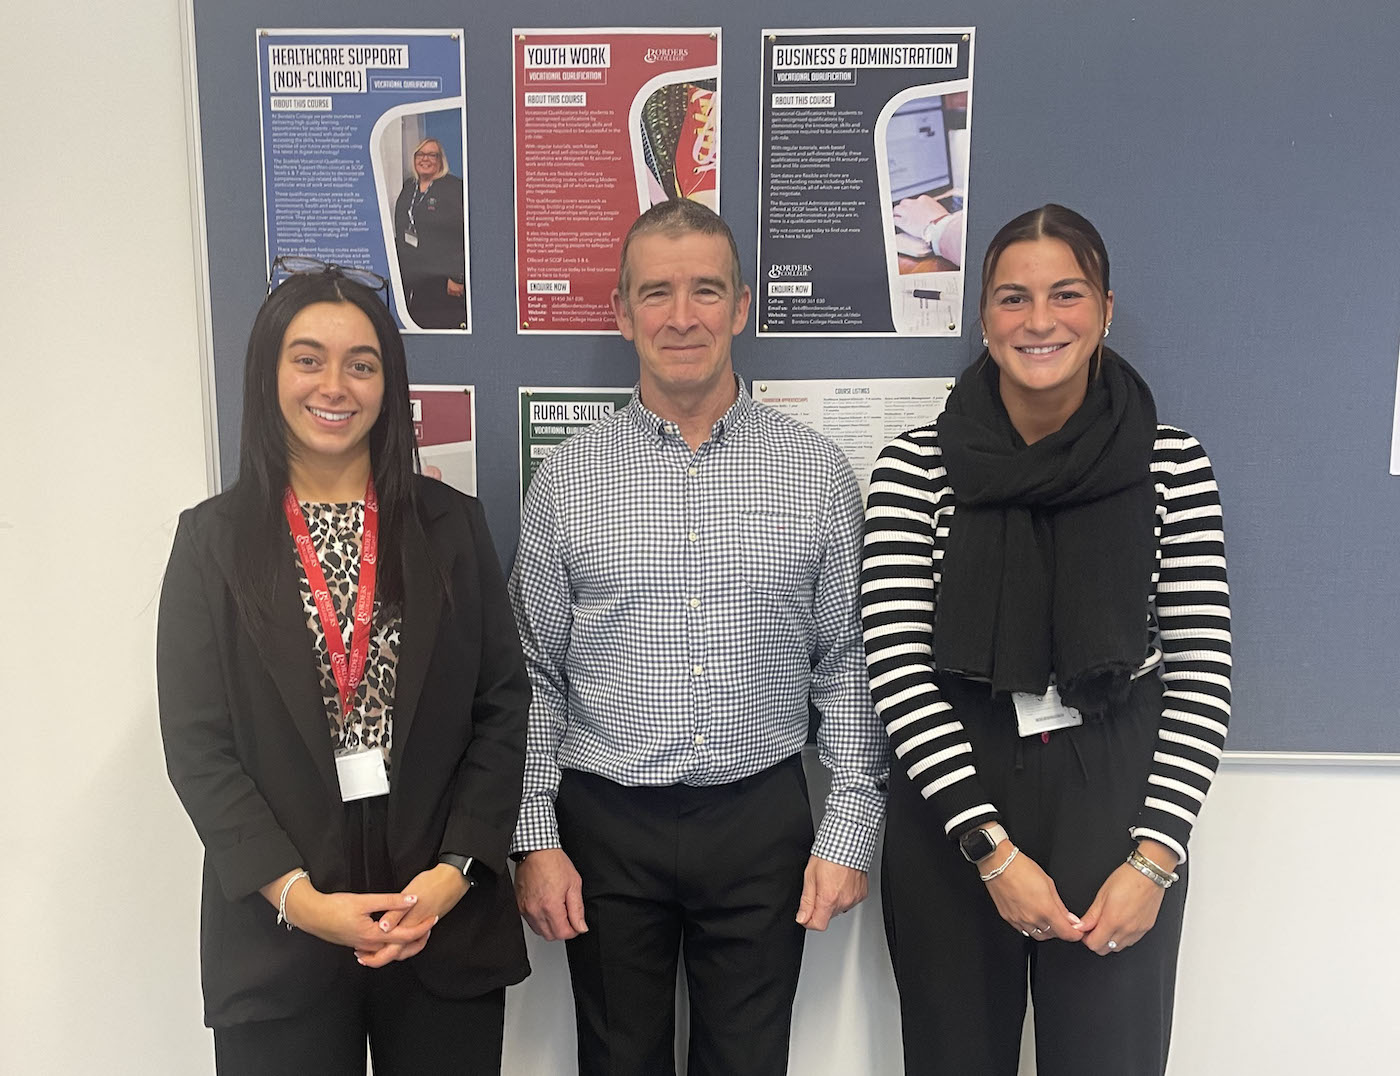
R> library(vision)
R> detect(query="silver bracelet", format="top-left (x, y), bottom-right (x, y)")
top-left (1126, 850), bottom-right (1177, 889)
top-left (277, 870), bottom-right (310, 931)
top-left (979, 845), bottom-right (1020, 882)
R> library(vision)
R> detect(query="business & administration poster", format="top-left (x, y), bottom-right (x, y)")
top-left (757, 29), bottom-right (974, 337)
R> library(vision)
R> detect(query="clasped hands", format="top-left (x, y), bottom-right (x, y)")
top-left (263, 864), bottom-right (471, 968)
top-left (980, 839), bottom-right (1177, 957)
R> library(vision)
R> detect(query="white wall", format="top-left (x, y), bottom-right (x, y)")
top-left (3, 3), bottom-right (1396, 1073)
top-left (1, 2), bottom-right (213, 1073)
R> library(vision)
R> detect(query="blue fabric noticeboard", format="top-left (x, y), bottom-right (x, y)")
top-left (190, 1), bottom-right (1400, 754)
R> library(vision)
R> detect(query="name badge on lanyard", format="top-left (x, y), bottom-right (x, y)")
top-left (404, 188), bottom-right (425, 246)
top-left (1012, 684), bottom-right (1084, 738)
top-left (283, 478), bottom-right (387, 801)
top-left (335, 748), bottom-right (389, 801)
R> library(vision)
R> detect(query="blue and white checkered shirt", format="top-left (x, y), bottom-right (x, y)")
top-left (509, 379), bottom-right (888, 870)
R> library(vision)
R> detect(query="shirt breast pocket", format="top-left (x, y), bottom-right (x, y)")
top-left (739, 511), bottom-right (818, 599)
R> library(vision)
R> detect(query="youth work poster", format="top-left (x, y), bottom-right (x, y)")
top-left (513, 29), bottom-right (721, 334)
top-left (757, 29), bottom-right (975, 338)
top-left (259, 29), bottom-right (471, 333)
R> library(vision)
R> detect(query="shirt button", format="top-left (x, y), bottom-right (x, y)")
top-left (693, 733), bottom-right (706, 745)
top-left (691, 664), bottom-right (704, 677)
top-left (687, 531), bottom-right (698, 542)
top-left (687, 466), bottom-right (698, 476)
top-left (688, 597), bottom-right (701, 609)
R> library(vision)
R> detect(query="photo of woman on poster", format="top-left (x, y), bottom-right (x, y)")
top-left (394, 136), bottom-right (467, 330)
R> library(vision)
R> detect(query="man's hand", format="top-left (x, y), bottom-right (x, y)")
top-left (795, 856), bottom-right (868, 931)
top-left (514, 848), bottom-right (588, 941)
top-left (357, 864), bottom-right (472, 968)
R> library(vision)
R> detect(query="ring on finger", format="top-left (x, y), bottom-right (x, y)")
top-left (1031, 924), bottom-right (1051, 936)
top-left (1107, 939), bottom-right (1118, 951)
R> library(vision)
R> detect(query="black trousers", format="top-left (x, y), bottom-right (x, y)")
top-left (212, 798), bottom-right (506, 1075)
top-left (882, 674), bottom-right (1188, 1076)
top-left (556, 756), bottom-right (814, 1076)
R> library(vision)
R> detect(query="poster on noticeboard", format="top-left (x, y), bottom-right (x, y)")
top-left (757, 28), bottom-right (975, 338)
top-left (258, 28), bottom-right (471, 334)
top-left (1391, 340), bottom-right (1400, 475)
top-left (410, 385), bottom-right (476, 495)
top-left (753, 377), bottom-right (953, 498)
top-left (518, 387), bottom-right (635, 503)
top-left (512, 28), bottom-right (721, 334)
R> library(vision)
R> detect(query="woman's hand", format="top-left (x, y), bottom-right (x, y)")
top-left (261, 870), bottom-right (435, 956)
top-left (355, 864), bottom-right (471, 968)
top-left (982, 847), bottom-right (1086, 942)
top-left (1077, 842), bottom-right (1177, 956)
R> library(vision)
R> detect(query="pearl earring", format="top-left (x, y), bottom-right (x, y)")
top-left (981, 335), bottom-right (989, 347)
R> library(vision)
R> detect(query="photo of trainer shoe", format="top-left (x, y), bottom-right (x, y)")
top-left (637, 78), bottom-right (717, 209)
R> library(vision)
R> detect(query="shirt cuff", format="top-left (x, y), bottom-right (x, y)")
top-left (510, 796), bottom-right (562, 857)
top-left (811, 813), bottom-right (881, 873)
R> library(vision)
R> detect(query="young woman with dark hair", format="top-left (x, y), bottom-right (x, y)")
top-left (158, 267), bottom-right (529, 1073)
top-left (862, 205), bottom-right (1231, 1074)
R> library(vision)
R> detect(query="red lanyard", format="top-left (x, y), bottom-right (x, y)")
top-left (282, 478), bottom-right (379, 719)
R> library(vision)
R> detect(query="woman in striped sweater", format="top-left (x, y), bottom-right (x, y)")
top-left (861, 205), bottom-right (1229, 1075)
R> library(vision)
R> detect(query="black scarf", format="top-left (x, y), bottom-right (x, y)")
top-left (934, 348), bottom-right (1158, 715)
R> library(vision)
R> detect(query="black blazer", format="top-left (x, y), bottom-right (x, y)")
top-left (157, 477), bottom-right (530, 1027)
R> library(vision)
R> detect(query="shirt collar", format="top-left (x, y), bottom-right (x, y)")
top-left (626, 376), bottom-right (754, 444)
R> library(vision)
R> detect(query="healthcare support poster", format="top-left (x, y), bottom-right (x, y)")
top-left (513, 29), bottom-right (721, 334)
top-left (410, 385), bottom-right (476, 495)
top-left (757, 29), bottom-right (974, 337)
top-left (259, 29), bottom-right (471, 333)
top-left (754, 377), bottom-right (952, 496)
top-left (518, 387), bottom-right (635, 502)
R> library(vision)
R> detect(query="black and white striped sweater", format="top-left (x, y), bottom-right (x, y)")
top-left (860, 424), bottom-right (1231, 863)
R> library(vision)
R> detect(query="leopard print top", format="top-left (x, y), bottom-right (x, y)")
top-left (292, 500), bottom-right (401, 770)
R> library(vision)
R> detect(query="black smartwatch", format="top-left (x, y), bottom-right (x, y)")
top-left (957, 822), bottom-right (1009, 864)
top-left (438, 853), bottom-right (477, 889)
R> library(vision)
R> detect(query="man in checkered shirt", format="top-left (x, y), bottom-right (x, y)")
top-left (509, 200), bottom-right (888, 1076)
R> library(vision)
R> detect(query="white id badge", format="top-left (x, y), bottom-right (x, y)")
top-left (1012, 685), bottom-right (1084, 737)
top-left (403, 231), bottom-right (419, 247)
top-left (335, 748), bottom-right (389, 801)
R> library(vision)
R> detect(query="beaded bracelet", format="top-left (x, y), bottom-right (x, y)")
top-left (277, 870), bottom-right (310, 930)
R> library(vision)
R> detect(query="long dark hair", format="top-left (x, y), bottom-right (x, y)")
top-left (979, 204), bottom-right (1112, 375)
top-left (228, 271), bottom-right (420, 631)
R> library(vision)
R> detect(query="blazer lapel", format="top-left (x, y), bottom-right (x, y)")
top-left (263, 553), bottom-right (342, 801)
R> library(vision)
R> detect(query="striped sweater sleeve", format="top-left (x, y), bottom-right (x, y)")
top-left (861, 428), bottom-right (999, 839)
top-left (1132, 428), bottom-right (1232, 864)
